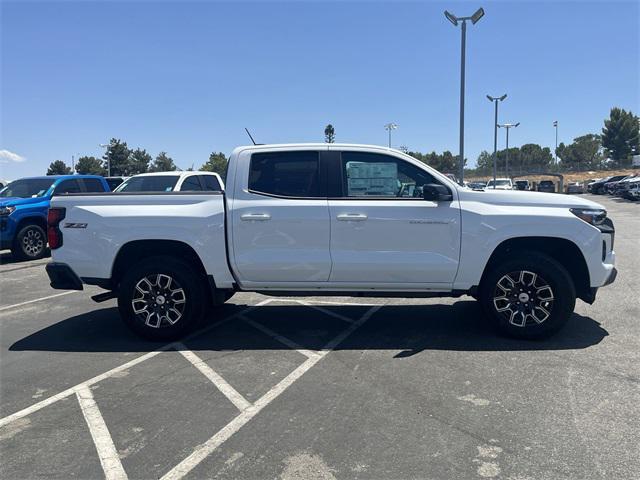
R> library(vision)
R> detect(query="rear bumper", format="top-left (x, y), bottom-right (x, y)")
top-left (46, 262), bottom-right (84, 290)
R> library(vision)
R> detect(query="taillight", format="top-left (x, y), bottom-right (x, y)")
top-left (47, 208), bottom-right (66, 249)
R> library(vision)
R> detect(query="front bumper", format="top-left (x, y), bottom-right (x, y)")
top-left (46, 262), bottom-right (84, 290)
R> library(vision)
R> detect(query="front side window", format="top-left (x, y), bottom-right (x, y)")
top-left (249, 151), bottom-right (321, 197)
top-left (341, 152), bottom-right (435, 198)
top-left (180, 175), bottom-right (203, 192)
top-left (0, 178), bottom-right (55, 198)
top-left (116, 176), bottom-right (178, 192)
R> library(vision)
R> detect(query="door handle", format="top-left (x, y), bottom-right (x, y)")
top-left (241, 213), bottom-right (271, 221)
top-left (336, 213), bottom-right (368, 221)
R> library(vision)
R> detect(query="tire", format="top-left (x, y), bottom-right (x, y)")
top-left (118, 256), bottom-right (206, 341)
top-left (13, 224), bottom-right (47, 261)
top-left (478, 251), bottom-right (576, 340)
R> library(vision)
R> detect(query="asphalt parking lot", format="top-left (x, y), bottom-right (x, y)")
top-left (0, 194), bottom-right (638, 480)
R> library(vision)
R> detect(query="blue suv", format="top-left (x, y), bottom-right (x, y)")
top-left (0, 175), bottom-right (110, 260)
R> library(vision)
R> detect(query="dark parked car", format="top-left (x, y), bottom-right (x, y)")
top-left (537, 180), bottom-right (556, 193)
top-left (591, 175), bottom-right (625, 194)
top-left (515, 180), bottom-right (530, 191)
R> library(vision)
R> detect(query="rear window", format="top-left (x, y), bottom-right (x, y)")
top-left (179, 175), bottom-right (202, 191)
top-left (81, 178), bottom-right (105, 192)
top-left (249, 151), bottom-right (321, 197)
top-left (116, 176), bottom-right (178, 192)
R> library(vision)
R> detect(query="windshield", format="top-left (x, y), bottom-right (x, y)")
top-left (115, 176), bottom-right (178, 192)
top-left (0, 178), bottom-right (55, 198)
top-left (487, 179), bottom-right (511, 186)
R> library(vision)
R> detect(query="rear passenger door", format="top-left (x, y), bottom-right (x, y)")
top-left (230, 150), bottom-right (331, 285)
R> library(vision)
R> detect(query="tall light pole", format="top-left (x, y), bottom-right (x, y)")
top-left (99, 143), bottom-right (110, 176)
top-left (497, 122), bottom-right (519, 178)
top-left (553, 120), bottom-right (558, 169)
top-left (444, 7), bottom-right (485, 184)
top-left (487, 94), bottom-right (507, 188)
top-left (384, 123), bottom-right (398, 148)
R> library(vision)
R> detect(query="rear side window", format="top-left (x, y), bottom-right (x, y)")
top-left (199, 175), bottom-right (221, 191)
top-left (249, 151), bottom-right (321, 197)
top-left (55, 179), bottom-right (82, 194)
top-left (80, 178), bottom-right (105, 192)
top-left (180, 175), bottom-right (202, 191)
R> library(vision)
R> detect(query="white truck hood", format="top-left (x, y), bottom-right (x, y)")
top-left (458, 188), bottom-right (605, 210)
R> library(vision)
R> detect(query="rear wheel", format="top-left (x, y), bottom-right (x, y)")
top-left (118, 256), bottom-right (205, 341)
top-left (479, 252), bottom-right (576, 340)
top-left (13, 224), bottom-right (47, 261)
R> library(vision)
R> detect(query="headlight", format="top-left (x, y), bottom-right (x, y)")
top-left (0, 206), bottom-right (16, 216)
top-left (570, 207), bottom-right (607, 226)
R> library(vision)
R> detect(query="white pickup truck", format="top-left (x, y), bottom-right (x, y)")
top-left (46, 144), bottom-right (616, 340)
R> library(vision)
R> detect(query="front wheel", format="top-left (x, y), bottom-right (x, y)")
top-left (479, 252), bottom-right (576, 340)
top-left (118, 257), bottom-right (205, 341)
top-left (13, 224), bottom-right (47, 261)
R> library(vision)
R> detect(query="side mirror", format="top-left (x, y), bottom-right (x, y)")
top-left (423, 184), bottom-right (453, 202)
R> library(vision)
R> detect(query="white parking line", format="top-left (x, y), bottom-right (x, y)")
top-left (0, 299), bottom-right (273, 429)
top-left (161, 304), bottom-right (383, 480)
top-left (76, 386), bottom-right (127, 480)
top-left (0, 291), bottom-right (76, 313)
top-left (295, 300), bottom-right (356, 324)
top-left (240, 314), bottom-right (321, 359)
top-left (177, 347), bottom-right (252, 412)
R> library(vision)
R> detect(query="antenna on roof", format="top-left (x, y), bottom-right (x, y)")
top-left (245, 128), bottom-right (257, 145)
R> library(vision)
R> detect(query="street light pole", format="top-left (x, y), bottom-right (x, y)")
top-left (487, 94), bottom-right (507, 189)
top-left (99, 143), bottom-right (110, 176)
top-left (553, 120), bottom-right (558, 169)
top-left (444, 7), bottom-right (485, 184)
top-left (498, 122), bottom-right (520, 178)
top-left (384, 123), bottom-right (398, 148)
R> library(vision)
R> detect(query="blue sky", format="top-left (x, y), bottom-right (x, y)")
top-left (1, 0), bottom-right (638, 178)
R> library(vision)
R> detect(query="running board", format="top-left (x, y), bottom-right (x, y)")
top-left (91, 291), bottom-right (117, 303)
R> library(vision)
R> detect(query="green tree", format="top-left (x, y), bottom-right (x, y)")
top-left (47, 160), bottom-right (72, 175)
top-left (556, 134), bottom-right (603, 172)
top-left (201, 152), bottom-right (228, 180)
top-left (601, 107), bottom-right (639, 167)
top-left (149, 151), bottom-right (177, 172)
top-left (75, 156), bottom-right (106, 175)
top-left (127, 148), bottom-right (151, 175)
top-left (474, 151), bottom-right (493, 175)
top-left (517, 144), bottom-right (553, 173)
top-left (103, 138), bottom-right (131, 176)
top-left (324, 124), bottom-right (335, 143)
top-left (408, 150), bottom-right (463, 174)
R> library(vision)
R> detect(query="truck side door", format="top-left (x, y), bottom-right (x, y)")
top-left (229, 149), bottom-right (331, 285)
top-left (327, 150), bottom-right (461, 286)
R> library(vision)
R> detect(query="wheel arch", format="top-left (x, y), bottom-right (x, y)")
top-left (479, 236), bottom-right (591, 303)
top-left (111, 240), bottom-right (209, 289)
top-left (14, 215), bottom-right (47, 235)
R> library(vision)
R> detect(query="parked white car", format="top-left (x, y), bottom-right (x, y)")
top-left (46, 144), bottom-right (616, 341)
top-left (114, 171), bottom-right (224, 193)
top-left (486, 178), bottom-right (514, 190)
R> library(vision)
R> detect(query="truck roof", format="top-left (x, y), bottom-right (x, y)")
top-left (232, 143), bottom-right (400, 153)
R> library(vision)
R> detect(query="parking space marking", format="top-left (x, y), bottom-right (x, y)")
top-left (295, 301), bottom-right (357, 324)
top-left (0, 299), bottom-right (273, 429)
top-left (76, 386), bottom-right (127, 480)
top-left (177, 346), bottom-right (252, 412)
top-left (161, 303), bottom-right (383, 480)
top-left (0, 291), bottom-right (76, 313)
top-left (240, 314), bottom-right (321, 359)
